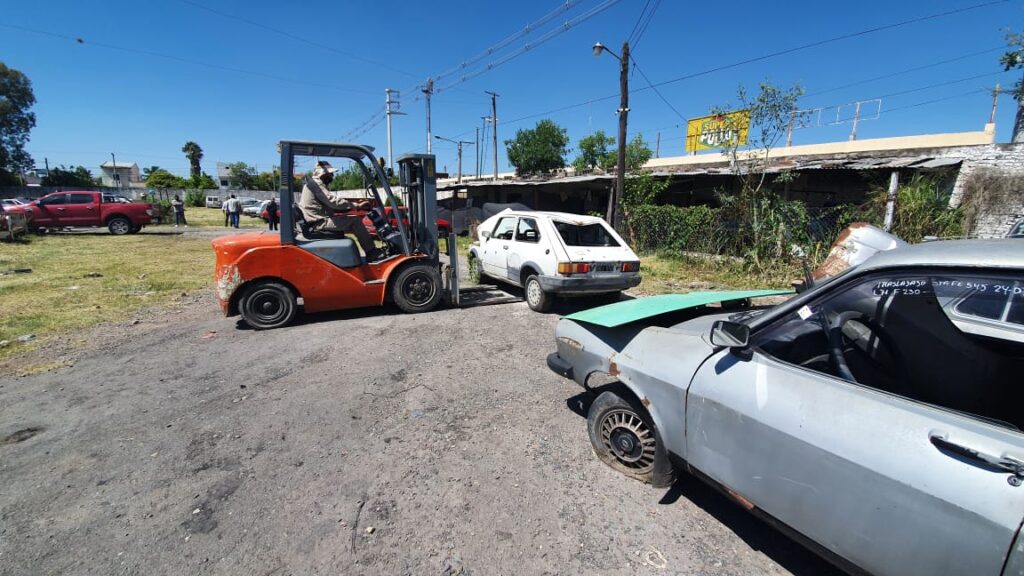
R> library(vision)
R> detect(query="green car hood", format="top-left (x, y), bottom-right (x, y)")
top-left (565, 289), bottom-right (793, 328)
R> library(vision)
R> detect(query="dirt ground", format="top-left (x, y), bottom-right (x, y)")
top-left (0, 287), bottom-right (841, 575)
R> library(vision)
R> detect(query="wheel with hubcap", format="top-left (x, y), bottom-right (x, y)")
top-left (392, 264), bottom-right (443, 313)
top-left (524, 274), bottom-right (553, 312)
top-left (587, 390), bottom-right (675, 487)
top-left (238, 281), bottom-right (297, 330)
top-left (107, 217), bottom-right (131, 235)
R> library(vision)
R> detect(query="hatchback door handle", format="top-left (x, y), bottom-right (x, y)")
top-left (502, 245), bottom-right (508, 250)
top-left (929, 431), bottom-right (1024, 478)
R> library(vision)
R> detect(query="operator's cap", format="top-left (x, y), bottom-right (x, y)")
top-left (314, 160), bottom-right (337, 176)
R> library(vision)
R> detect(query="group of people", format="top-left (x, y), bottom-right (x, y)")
top-left (217, 195), bottom-right (280, 230)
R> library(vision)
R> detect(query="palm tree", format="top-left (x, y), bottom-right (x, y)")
top-left (182, 141), bottom-right (204, 178)
top-left (142, 165), bottom-right (162, 180)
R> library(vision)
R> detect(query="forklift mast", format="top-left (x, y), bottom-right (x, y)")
top-left (397, 154), bottom-right (438, 263)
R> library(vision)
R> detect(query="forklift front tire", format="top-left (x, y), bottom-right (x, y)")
top-left (239, 281), bottom-right (298, 330)
top-left (392, 265), bottom-right (443, 313)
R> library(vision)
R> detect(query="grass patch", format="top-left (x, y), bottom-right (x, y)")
top-left (163, 207), bottom-right (264, 228)
top-left (637, 253), bottom-right (798, 295)
top-left (0, 234), bottom-right (215, 361)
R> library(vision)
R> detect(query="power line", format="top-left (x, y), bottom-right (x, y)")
top-left (0, 22), bottom-right (379, 95)
top-left (630, 55), bottom-right (685, 121)
top-left (884, 88), bottom-right (989, 114)
top-left (434, 0), bottom-right (625, 94)
top-left (176, 0), bottom-right (421, 79)
top-left (803, 45), bottom-right (1008, 99)
top-left (629, 0), bottom-right (661, 50)
top-left (643, 0), bottom-right (1008, 93)
top-left (433, 0), bottom-right (585, 84)
top-left (626, 0), bottom-right (653, 44)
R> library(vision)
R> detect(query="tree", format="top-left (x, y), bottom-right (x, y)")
top-left (1000, 30), bottom-right (1024, 143)
top-left (573, 130), bottom-right (615, 173)
top-left (182, 141), bottom-right (203, 178)
top-left (41, 165), bottom-right (94, 187)
top-left (713, 81), bottom-right (806, 267)
top-left (505, 119), bottom-right (569, 176)
top-left (145, 169), bottom-right (186, 189)
top-left (190, 172), bottom-right (217, 190)
top-left (328, 165), bottom-right (367, 191)
top-left (624, 134), bottom-right (653, 172)
top-left (0, 62), bottom-right (36, 183)
top-left (142, 166), bottom-right (162, 180)
top-left (226, 161), bottom-right (255, 190)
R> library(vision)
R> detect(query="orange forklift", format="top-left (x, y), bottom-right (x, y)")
top-left (212, 141), bottom-right (447, 329)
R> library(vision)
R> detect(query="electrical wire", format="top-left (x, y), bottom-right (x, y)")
top-left (628, 0), bottom-right (661, 50)
top-left (0, 22), bottom-right (380, 95)
top-left (626, 0), bottom-right (653, 44)
top-left (630, 55), bottom-right (686, 121)
top-left (176, 0), bottom-right (421, 79)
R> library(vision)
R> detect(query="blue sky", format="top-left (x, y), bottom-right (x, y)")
top-left (1, 0), bottom-right (1021, 178)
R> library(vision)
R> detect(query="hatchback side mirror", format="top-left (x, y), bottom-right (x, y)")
top-left (480, 230), bottom-right (491, 239)
top-left (710, 320), bottom-right (750, 348)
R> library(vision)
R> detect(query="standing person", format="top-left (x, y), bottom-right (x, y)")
top-left (266, 197), bottom-right (279, 231)
top-left (221, 197), bottom-right (230, 227)
top-left (226, 194), bottom-right (242, 228)
top-left (171, 195), bottom-right (188, 228)
top-left (299, 161), bottom-right (383, 260)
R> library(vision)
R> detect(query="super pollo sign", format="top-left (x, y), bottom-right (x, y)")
top-left (685, 110), bottom-right (750, 153)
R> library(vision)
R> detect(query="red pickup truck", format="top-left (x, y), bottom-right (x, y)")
top-left (5, 191), bottom-right (156, 235)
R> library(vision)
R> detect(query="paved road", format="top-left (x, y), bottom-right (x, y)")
top-left (0, 292), bottom-right (841, 576)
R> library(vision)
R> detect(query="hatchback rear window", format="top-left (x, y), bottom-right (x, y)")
top-left (553, 221), bottom-right (620, 247)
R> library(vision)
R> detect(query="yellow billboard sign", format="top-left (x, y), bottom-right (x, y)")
top-left (685, 110), bottom-right (750, 153)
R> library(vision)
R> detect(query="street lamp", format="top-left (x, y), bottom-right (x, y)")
top-left (435, 134), bottom-right (475, 184)
top-left (594, 40), bottom-right (629, 232)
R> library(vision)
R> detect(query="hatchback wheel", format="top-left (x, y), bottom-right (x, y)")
top-left (524, 274), bottom-right (553, 312)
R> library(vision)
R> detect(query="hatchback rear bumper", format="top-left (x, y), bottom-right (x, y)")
top-left (537, 274), bottom-right (641, 295)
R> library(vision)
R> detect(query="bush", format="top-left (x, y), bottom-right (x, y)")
top-left (185, 189), bottom-right (205, 208)
top-left (154, 199), bottom-right (173, 223)
top-left (630, 204), bottom-right (721, 254)
top-left (857, 174), bottom-right (962, 241)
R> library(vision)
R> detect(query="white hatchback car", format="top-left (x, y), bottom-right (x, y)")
top-left (468, 209), bottom-right (641, 311)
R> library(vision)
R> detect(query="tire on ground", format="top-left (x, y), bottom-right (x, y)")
top-left (524, 274), bottom-right (553, 312)
top-left (586, 390), bottom-right (676, 487)
top-left (238, 280), bottom-right (298, 330)
top-left (107, 217), bottom-right (132, 235)
top-left (392, 264), bottom-right (443, 314)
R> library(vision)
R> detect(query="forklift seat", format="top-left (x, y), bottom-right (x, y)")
top-left (301, 238), bottom-right (362, 269)
top-left (293, 204), bottom-right (333, 240)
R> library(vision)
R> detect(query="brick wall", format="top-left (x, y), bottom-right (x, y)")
top-left (945, 143), bottom-right (1024, 237)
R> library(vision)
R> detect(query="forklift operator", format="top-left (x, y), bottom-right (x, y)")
top-left (299, 160), bottom-right (384, 261)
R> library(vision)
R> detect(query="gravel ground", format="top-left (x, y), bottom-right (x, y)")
top-left (0, 287), bottom-right (841, 576)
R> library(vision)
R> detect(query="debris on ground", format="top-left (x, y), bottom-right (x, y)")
top-left (83, 272), bottom-right (103, 278)
top-left (0, 268), bottom-right (32, 275)
top-left (16, 334), bottom-right (35, 343)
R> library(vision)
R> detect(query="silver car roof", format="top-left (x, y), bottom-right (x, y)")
top-left (859, 239), bottom-right (1024, 273)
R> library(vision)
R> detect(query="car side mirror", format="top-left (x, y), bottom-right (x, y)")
top-left (481, 230), bottom-right (491, 239)
top-left (710, 320), bottom-right (750, 349)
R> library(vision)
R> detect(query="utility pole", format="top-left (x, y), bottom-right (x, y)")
top-left (486, 91), bottom-right (499, 180)
top-left (385, 88), bottom-right (406, 173)
top-left (475, 127), bottom-right (481, 179)
top-left (423, 79), bottom-right (434, 154)
top-left (593, 40), bottom-right (629, 230)
top-left (786, 111), bottom-right (796, 147)
top-left (655, 132), bottom-right (660, 158)
top-left (990, 83), bottom-right (1001, 124)
top-left (44, 157), bottom-right (50, 177)
top-left (110, 152), bottom-right (119, 190)
top-left (849, 101), bottom-right (862, 141)
top-left (883, 171), bottom-right (899, 232)
top-left (435, 135), bottom-right (475, 183)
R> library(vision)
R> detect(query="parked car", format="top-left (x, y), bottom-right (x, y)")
top-left (468, 209), bottom-right (641, 311)
top-left (205, 195), bottom-right (221, 209)
top-left (1008, 217), bottom-right (1024, 238)
top-left (3, 191), bottom-right (155, 234)
top-left (547, 237), bottom-right (1024, 576)
top-left (1, 198), bottom-right (27, 208)
top-left (361, 206), bottom-right (451, 238)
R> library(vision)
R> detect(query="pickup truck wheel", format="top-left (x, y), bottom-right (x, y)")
top-left (525, 274), bottom-right (553, 312)
top-left (239, 281), bottom-right (297, 330)
top-left (392, 264), bottom-right (442, 313)
top-left (587, 391), bottom-right (676, 488)
top-left (467, 254), bottom-right (482, 284)
top-left (107, 217), bottom-right (131, 235)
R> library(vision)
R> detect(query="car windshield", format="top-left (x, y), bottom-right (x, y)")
top-left (553, 221), bottom-right (620, 247)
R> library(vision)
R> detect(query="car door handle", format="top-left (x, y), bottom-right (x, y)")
top-left (929, 431), bottom-right (1024, 477)
top-left (56, 208), bottom-right (65, 211)
top-left (502, 245), bottom-right (508, 250)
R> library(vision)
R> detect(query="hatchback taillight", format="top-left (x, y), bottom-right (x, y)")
top-left (621, 261), bottom-right (640, 272)
top-left (557, 262), bottom-right (591, 275)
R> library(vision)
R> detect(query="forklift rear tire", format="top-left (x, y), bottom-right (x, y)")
top-left (239, 281), bottom-right (297, 330)
top-left (392, 265), bottom-right (442, 313)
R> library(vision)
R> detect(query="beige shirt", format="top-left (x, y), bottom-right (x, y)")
top-left (299, 177), bottom-right (354, 222)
